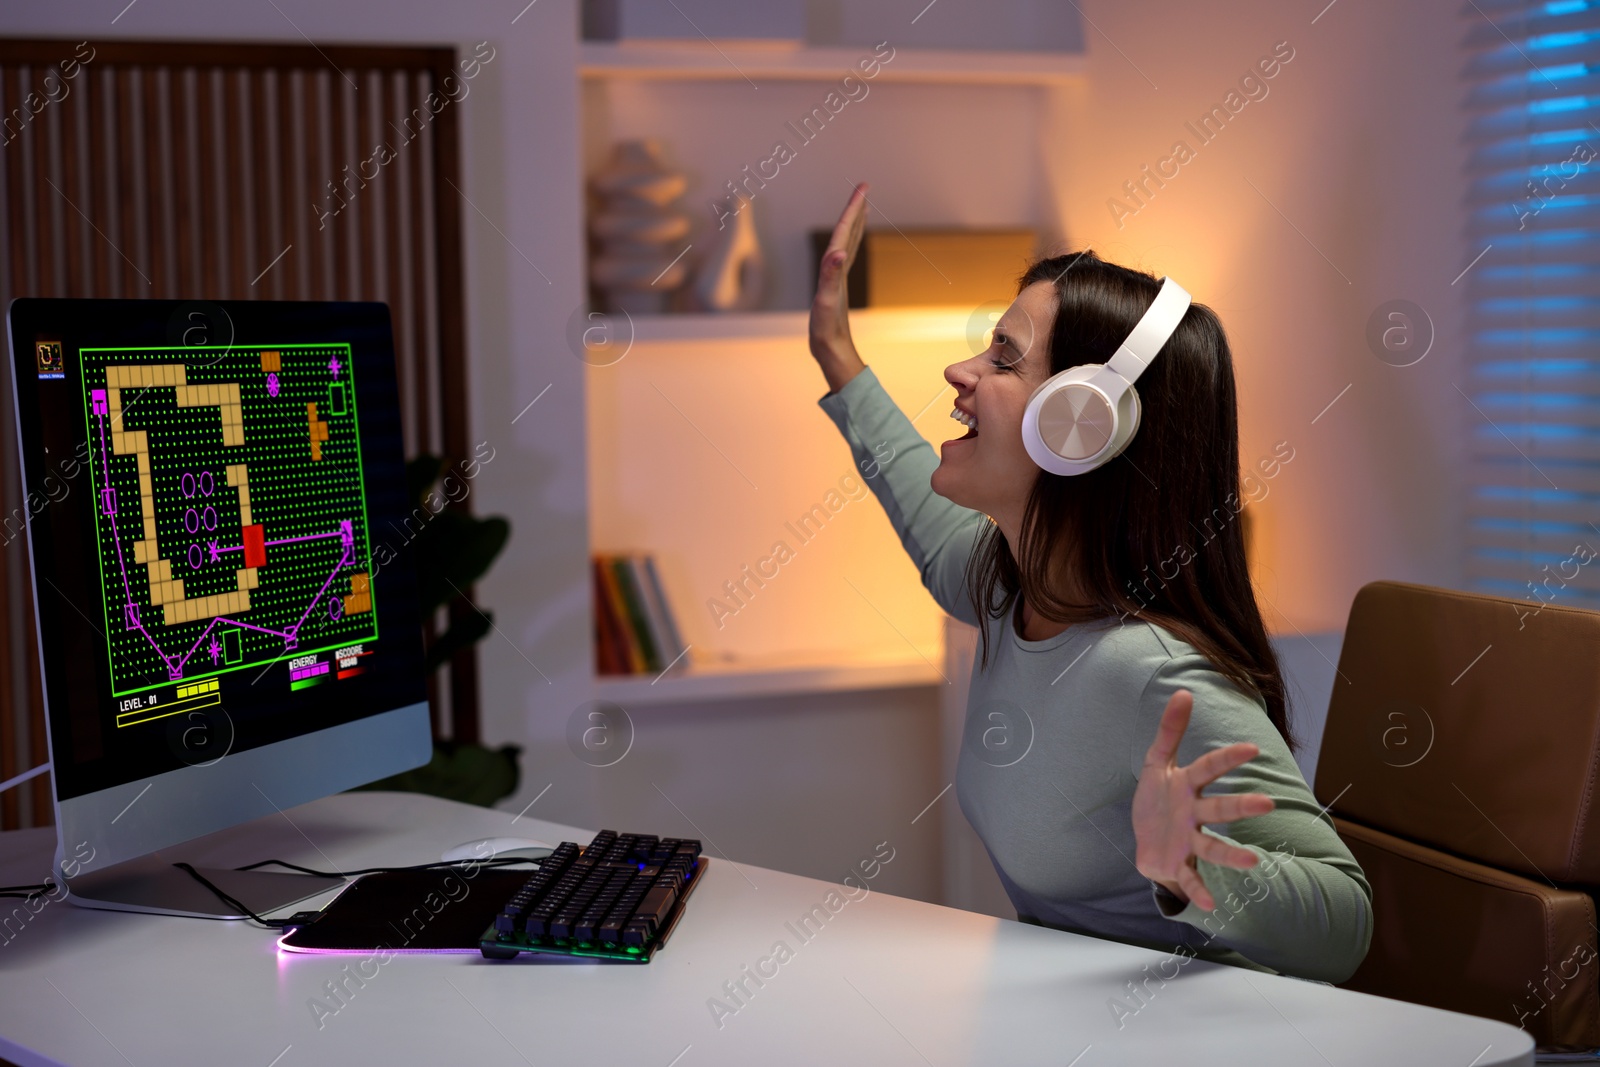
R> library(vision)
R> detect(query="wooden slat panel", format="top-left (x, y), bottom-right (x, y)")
top-left (59, 64), bottom-right (86, 294)
top-left (407, 71), bottom-right (433, 457)
top-left (304, 70), bottom-right (327, 299)
top-left (3, 68), bottom-right (30, 328)
top-left (30, 68), bottom-right (58, 299)
top-left (225, 68), bottom-right (248, 296)
top-left (23, 601), bottom-right (47, 826)
top-left (0, 68), bottom-right (18, 832)
top-left (172, 67), bottom-right (197, 296)
top-left (389, 73), bottom-right (418, 455)
top-left (248, 68), bottom-right (273, 300)
top-left (329, 67), bottom-right (350, 298)
top-left (196, 67), bottom-right (219, 295)
top-left (0, 40), bottom-right (479, 824)
top-left (140, 67), bottom-right (167, 296)
top-left (432, 58), bottom-right (468, 466)
top-left (428, 57), bottom-right (479, 745)
top-left (356, 70), bottom-right (376, 300)
top-left (115, 66), bottom-right (139, 295)
top-left (279, 69), bottom-right (304, 301)
top-left (87, 67), bottom-right (110, 295)
top-left (383, 70), bottom-right (406, 396)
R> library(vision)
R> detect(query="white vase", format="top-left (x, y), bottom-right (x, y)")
top-left (692, 194), bottom-right (765, 312)
top-left (589, 139), bottom-right (692, 314)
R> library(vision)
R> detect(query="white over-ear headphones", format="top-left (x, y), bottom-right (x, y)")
top-left (1020, 276), bottom-right (1191, 476)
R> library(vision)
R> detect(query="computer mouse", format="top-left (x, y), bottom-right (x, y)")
top-left (441, 836), bottom-right (554, 863)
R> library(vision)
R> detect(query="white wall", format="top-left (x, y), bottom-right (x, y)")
top-left (2, 0), bottom-right (1470, 909)
top-left (1039, 0), bottom-right (1469, 633)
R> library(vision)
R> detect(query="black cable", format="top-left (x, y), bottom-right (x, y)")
top-left (233, 854), bottom-right (549, 878)
top-left (174, 854), bottom-right (548, 929)
top-left (0, 881), bottom-right (56, 901)
top-left (173, 863), bottom-right (290, 928)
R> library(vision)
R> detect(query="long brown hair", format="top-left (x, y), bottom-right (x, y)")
top-left (964, 250), bottom-right (1295, 751)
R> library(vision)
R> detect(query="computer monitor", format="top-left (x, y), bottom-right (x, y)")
top-left (5, 299), bottom-right (432, 917)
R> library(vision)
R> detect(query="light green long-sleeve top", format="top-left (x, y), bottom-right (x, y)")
top-left (818, 366), bottom-right (1372, 984)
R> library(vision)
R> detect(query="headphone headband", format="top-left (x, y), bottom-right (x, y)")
top-left (1105, 276), bottom-right (1192, 387)
top-left (1019, 274), bottom-right (1192, 476)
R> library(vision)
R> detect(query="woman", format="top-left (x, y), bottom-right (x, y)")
top-left (808, 184), bottom-right (1371, 983)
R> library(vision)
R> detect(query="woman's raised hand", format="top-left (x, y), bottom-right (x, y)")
top-left (809, 182), bottom-right (870, 393)
top-left (1130, 688), bottom-right (1277, 912)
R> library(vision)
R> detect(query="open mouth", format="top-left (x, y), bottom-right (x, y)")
top-left (951, 407), bottom-right (978, 440)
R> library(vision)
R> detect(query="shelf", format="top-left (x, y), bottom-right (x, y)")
top-left (590, 305), bottom-right (980, 347)
top-left (592, 649), bottom-right (945, 705)
top-left (579, 42), bottom-right (1085, 86)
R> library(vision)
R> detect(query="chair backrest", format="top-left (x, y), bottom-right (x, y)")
top-left (1315, 579), bottom-right (1600, 886)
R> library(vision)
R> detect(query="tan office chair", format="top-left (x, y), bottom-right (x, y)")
top-left (1315, 579), bottom-right (1600, 1050)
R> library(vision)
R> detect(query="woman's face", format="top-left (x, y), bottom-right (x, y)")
top-left (931, 281), bottom-right (1059, 524)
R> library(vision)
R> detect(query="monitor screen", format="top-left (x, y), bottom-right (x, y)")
top-left (7, 299), bottom-right (429, 809)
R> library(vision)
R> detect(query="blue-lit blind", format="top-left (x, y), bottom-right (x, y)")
top-left (1464, 0), bottom-right (1600, 610)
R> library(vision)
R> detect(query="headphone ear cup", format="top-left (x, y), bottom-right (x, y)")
top-left (1099, 384), bottom-right (1142, 462)
top-left (1028, 367), bottom-right (1117, 466)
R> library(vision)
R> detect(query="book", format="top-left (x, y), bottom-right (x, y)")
top-left (590, 558), bottom-right (624, 675)
top-left (609, 555), bottom-right (661, 672)
top-left (593, 555), bottom-right (645, 673)
top-left (630, 553), bottom-right (686, 674)
top-left (638, 554), bottom-right (687, 673)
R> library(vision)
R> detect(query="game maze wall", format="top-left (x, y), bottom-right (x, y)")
top-left (79, 344), bottom-right (378, 721)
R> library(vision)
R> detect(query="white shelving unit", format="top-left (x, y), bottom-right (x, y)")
top-left (601, 305), bottom-right (978, 345)
top-left (593, 648), bottom-right (945, 705)
top-left (586, 305), bottom-right (972, 703)
top-left (579, 42), bottom-right (1085, 86)
top-left (582, 43), bottom-right (1075, 702)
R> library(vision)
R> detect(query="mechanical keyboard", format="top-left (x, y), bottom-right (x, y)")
top-left (478, 829), bottom-right (705, 962)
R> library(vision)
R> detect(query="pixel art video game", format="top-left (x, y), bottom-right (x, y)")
top-left (77, 343), bottom-right (380, 726)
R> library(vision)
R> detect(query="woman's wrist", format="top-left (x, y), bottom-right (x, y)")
top-left (1153, 878), bottom-right (1189, 904)
top-left (813, 344), bottom-right (866, 395)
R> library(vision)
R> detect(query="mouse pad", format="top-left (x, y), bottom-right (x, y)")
top-left (279, 867), bottom-right (530, 953)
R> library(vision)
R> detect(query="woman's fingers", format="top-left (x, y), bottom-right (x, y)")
top-left (1194, 831), bottom-right (1261, 871)
top-left (818, 184), bottom-right (868, 286)
top-left (1141, 688), bottom-right (1194, 770)
top-left (1193, 792), bottom-right (1275, 826)
top-left (809, 186), bottom-right (871, 368)
top-left (1183, 741), bottom-right (1260, 787)
top-left (1176, 860), bottom-right (1216, 912)
top-left (825, 182), bottom-right (869, 263)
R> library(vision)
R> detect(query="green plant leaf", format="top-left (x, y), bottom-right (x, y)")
top-left (414, 512), bottom-right (509, 613)
top-left (425, 610), bottom-right (491, 672)
top-left (403, 453), bottom-right (510, 614)
top-left (406, 454), bottom-right (447, 507)
top-left (350, 741), bottom-right (521, 808)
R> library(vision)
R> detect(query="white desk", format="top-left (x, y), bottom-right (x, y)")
top-left (0, 792), bottom-right (1533, 1066)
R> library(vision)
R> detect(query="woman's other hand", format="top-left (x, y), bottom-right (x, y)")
top-left (1131, 688), bottom-right (1277, 911)
top-left (810, 182), bottom-right (870, 393)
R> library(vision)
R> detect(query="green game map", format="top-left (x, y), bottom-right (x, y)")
top-left (78, 343), bottom-right (379, 718)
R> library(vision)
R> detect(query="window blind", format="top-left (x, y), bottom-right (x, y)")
top-left (1463, 0), bottom-right (1600, 610)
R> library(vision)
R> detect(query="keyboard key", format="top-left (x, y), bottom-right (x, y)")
top-left (634, 884), bottom-right (678, 938)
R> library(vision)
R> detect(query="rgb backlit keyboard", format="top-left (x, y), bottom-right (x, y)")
top-left (478, 829), bottom-right (705, 962)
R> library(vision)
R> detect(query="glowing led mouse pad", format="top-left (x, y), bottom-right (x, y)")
top-left (78, 343), bottom-right (378, 719)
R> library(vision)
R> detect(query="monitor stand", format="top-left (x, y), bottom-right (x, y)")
top-left (65, 852), bottom-right (343, 920)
